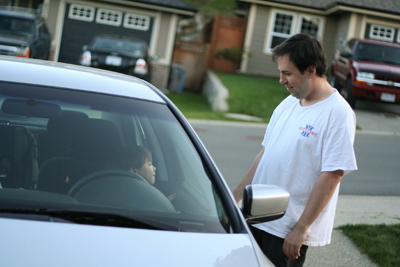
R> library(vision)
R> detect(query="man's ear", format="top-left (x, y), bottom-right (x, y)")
top-left (307, 66), bottom-right (316, 78)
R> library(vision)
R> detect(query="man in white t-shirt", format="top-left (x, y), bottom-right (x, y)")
top-left (232, 33), bottom-right (357, 267)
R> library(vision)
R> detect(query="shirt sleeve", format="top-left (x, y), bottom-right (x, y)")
top-left (321, 107), bottom-right (357, 175)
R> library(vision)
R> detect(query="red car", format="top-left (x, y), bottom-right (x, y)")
top-left (329, 38), bottom-right (400, 107)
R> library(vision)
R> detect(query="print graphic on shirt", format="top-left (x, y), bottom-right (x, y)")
top-left (299, 124), bottom-right (317, 137)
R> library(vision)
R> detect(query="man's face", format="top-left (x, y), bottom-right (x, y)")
top-left (277, 55), bottom-right (312, 100)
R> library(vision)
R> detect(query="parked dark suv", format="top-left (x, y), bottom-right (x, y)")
top-left (0, 7), bottom-right (51, 59)
top-left (329, 38), bottom-right (400, 107)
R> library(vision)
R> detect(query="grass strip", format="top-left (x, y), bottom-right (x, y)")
top-left (338, 224), bottom-right (400, 267)
top-left (166, 92), bottom-right (231, 121)
top-left (215, 72), bottom-right (288, 123)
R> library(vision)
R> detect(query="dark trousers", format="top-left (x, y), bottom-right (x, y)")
top-left (251, 226), bottom-right (308, 267)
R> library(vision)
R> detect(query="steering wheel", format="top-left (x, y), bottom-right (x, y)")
top-left (68, 169), bottom-right (176, 213)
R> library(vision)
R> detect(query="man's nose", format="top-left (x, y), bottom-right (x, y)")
top-left (279, 74), bottom-right (286, 84)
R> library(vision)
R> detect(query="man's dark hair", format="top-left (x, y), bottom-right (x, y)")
top-left (272, 33), bottom-right (327, 77)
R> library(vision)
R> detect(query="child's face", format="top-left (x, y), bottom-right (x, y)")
top-left (134, 158), bottom-right (156, 185)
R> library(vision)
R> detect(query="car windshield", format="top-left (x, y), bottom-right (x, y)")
top-left (0, 16), bottom-right (35, 37)
top-left (0, 82), bottom-right (232, 233)
top-left (91, 37), bottom-right (144, 56)
top-left (353, 42), bottom-right (400, 65)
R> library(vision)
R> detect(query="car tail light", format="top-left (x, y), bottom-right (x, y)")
top-left (134, 59), bottom-right (148, 75)
top-left (80, 51), bottom-right (92, 66)
top-left (15, 47), bottom-right (30, 58)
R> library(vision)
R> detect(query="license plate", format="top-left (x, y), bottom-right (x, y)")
top-left (105, 56), bottom-right (122, 66)
top-left (381, 92), bottom-right (396, 102)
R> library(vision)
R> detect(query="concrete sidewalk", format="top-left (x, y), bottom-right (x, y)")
top-left (305, 196), bottom-right (400, 267)
top-left (305, 107), bottom-right (400, 267)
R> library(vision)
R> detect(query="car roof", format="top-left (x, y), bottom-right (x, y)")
top-left (92, 34), bottom-right (147, 44)
top-left (0, 7), bottom-right (40, 20)
top-left (0, 56), bottom-right (165, 103)
top-left (353, 38), bottom-right (400, 48)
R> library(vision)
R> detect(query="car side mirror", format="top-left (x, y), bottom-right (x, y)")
top-left (82, 45), bottom-right (88, 52)
top-left (340, 51), bottom-right (352, 58)
top-left (241, 184), bottom-right (289, 224)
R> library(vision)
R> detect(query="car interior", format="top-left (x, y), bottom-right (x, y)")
top-left (0, 81), bottom-right (232, 233)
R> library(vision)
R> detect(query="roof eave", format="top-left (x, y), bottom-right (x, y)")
top-left (98, 0), bottom-right (197, 16)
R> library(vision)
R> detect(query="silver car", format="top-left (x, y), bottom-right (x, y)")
top-left (0, 56), bottom-right (289, 266)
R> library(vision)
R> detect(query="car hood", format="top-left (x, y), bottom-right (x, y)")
top-left (0, 33), bottom-right (30, 46)
top-left (0, 217), bottom-right (270, 266)
top-left (354, 60), bottom-right (400, 74)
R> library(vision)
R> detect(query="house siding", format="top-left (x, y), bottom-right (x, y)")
top-left (354, 13), bottom-right (364, 38)
top-left (155, 13), bottom-right (171, 59)
top-left (334, 13), bottom-right (351, 48)
top-left (246, 5), bottom-right (277, 77)
top-left (321, 15), bottom-right (339, 67)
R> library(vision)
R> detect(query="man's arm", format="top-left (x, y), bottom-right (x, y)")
top-left (232, 147), bottom-right (265, 203)
top-left (283, 170), bottom-right (344, 260)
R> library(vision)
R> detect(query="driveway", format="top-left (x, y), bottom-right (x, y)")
top-left (354, 99), bottom-right (400, 134)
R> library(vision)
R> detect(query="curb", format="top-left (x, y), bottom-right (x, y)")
top-left (189, 119), bottom-right (400, 136)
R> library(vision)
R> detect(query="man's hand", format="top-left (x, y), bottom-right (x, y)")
top-left (283, 226), bottom-right (307, 259)
top-left (232, 147), bottom-right (264, 203)
top-left (282, 170), bottom-right (344, 259)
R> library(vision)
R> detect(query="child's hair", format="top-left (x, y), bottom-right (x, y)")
top-left (110, 145), bottom-right (152, 170)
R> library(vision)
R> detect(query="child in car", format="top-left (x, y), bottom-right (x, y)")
top-left (110, 145), bottom-right (176, 202)
top-left (110, 145), bottom-right (156, 185)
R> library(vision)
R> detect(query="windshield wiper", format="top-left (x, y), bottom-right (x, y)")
top-left (0, 207), bottom-right (180, 231)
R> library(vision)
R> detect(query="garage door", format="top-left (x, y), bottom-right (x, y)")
top-left (58, 3), bottom-right (154, 64)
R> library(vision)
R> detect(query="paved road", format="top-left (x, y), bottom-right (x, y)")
top-left (189, 102), bottom-right (400, 196)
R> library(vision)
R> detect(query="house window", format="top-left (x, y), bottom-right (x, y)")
top-left (266, 10), bottom-right (323, 52)
top-left (369, 25), bottom-right (394, 42)
top-left (96, 9), bottom-right (122, 27)
top-left (397, 30), bottom-right (400, 43)
top-left (123, 13), bottom-right (150, 31)
top-left (298, 15), bottom-right (322, 37)
top-left (267, 11), bottom-right (296, 52)
top-left (68, 4), bottom-right (95, 22)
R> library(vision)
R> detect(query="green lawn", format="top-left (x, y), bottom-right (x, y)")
top-left (166, 72), bottom-right (287, 123)
top-left (216, 72), bottom-right (288, 123)
top-left (338, 224), bottom-right (400, 267)
top-left (166, 93), bottom-right (228, 121)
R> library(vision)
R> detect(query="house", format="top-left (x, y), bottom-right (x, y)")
top-left (238, 0), bottom-right (400, 77)
top-left (3, 0), bottom-right (197, 89)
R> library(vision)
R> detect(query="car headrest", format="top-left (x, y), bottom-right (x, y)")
top-left (67, 119), bottom-right (123, 162)
top-left (47, 111), bottom-right (89, 136)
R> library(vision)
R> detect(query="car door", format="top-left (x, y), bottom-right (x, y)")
top-left (336, 40), bottom-right (355, 84)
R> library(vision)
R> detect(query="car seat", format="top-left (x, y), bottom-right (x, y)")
top-left (38, 111), bottom-right (89, 166)
top-left (36, 118), bottom-right (123, 194)
top-left (0, 125), bottom-right (39, 189)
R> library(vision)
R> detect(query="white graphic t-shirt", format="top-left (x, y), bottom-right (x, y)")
top-left (253, 90), bottom-right (357, 246)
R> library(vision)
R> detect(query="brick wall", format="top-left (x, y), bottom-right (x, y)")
top-left (150, 63), bottom-right (170, 91)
